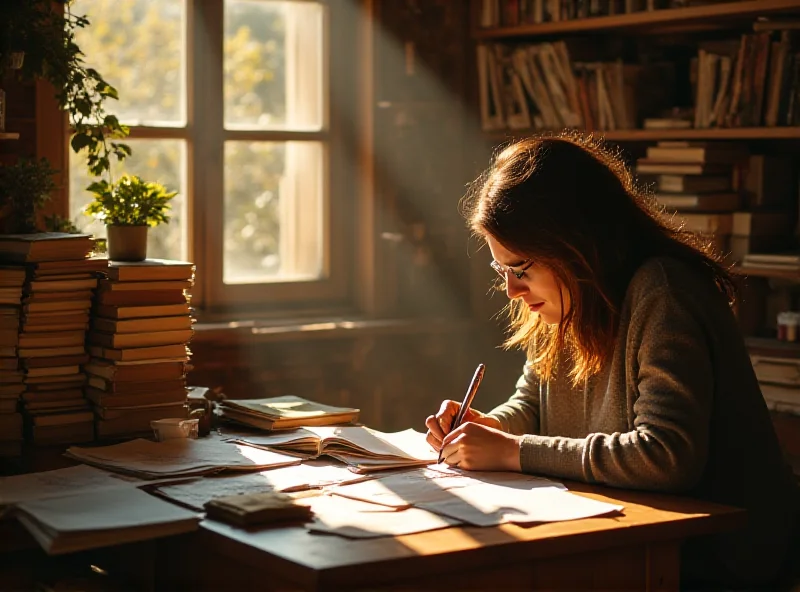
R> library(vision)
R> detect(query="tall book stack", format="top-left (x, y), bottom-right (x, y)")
top-left (0, 233), bottom-right (106, 448)
top-left (0, 266), bottom-right (25, 456)
top-left (86, 259), bottom-right (195, 440)
top-left (636, 141), bottom-right (747, 261)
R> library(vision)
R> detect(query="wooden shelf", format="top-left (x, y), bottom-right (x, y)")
top-left (745, 336), bottom-right (800, 357)
top-left (483, 127), bottom-right (800, 142)
top-left (734, 266), bottom-right (800, 281)
top-left (473, 0), bottom-right (800, 40)
top-left (0, 132), bottom-right (19, 140)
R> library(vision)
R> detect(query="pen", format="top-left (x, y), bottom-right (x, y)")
top-left (437, 363), bottom-right (486, 464)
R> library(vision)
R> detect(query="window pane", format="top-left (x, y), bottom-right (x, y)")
top-left (73, 0), bottom-right (186, 126)
top-left (224, 141), bottom-right (324, 284)
top-left (224, 1), bottom-right (325, 130)
top-left (69, 140), bottom-right (188, 262)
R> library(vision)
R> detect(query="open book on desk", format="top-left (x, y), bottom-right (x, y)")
top-left (217, 395), bottom-right (360, 431)
top-left (227, 426), bottom-right (438, 473)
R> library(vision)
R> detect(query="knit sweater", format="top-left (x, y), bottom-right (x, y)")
top-left (487, 256), bottom-right (798, 588)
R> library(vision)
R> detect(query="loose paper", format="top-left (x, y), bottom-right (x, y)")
top-left (306, 494), bottom-right (460, 538)
top-left (155, 461), bottom-right (372, 511)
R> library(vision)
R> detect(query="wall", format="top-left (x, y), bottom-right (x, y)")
top-left (183, 0), bottom-right (527, 431)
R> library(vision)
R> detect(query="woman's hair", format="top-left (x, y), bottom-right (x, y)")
top-left (463, 131), bottom-right (736, 387)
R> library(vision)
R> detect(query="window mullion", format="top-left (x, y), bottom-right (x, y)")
top-left (190, 0), bottom-right (225, 310)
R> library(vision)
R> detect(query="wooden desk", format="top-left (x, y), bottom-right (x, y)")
top-left (158, 482), bottom-right (745, 592)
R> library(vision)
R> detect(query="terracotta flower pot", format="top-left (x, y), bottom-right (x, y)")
top-left (106, 224), bottom-right (148, 261)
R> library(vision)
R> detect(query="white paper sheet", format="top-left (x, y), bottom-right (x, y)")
top-left (329, 468), bottom-right (565, 508)
top-left (417, 484), bottom-right (623, 527)
top-left (305, 494), bottom-right (461, 538)
top-left (155, 461), bottom-right (373, 511)
top-left (328, 468), bottom-right (477, 508)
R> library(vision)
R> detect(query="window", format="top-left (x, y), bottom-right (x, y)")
top-left (68, 0), bottom-right (344, 313)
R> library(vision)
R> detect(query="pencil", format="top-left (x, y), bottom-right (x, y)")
top-left (437, 363), bottom-right (485, 464)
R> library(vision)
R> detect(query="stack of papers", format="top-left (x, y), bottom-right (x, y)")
top-left (0, 465), bottom-right (138, 513)
top-left (154, 461), bottom-right (371, 511)
top-left (328, 469), bottom-right (622, 527)
top-left (65, 437), bottom-right (302, 479)
top-left (217, 395), bottom-right (360, 431)
top-left (228, 426), bottom-right (439, 473)
top-left (305, 494), bottom-right (461, 539)
top-left (11, 487), bottom-right (200, 555)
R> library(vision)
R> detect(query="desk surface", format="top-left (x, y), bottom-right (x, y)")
top-left (197, 482), bottom-right (745, 591)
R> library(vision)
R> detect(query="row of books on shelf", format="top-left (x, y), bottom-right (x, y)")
top-left (0, 232), bottom-right (197, 457)
top-left (479, 0), bottom-right (696, 28)
top-left (478, 41), bottom-right (670, 132)
top-left (478, 23), bottom-right (800, 132)
top-left (694, 26), bottom-right (800, 129)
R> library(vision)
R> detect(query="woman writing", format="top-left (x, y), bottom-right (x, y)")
top-left (425, 133), bottom-right (798, 589)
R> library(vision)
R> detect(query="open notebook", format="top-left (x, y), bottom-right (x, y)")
top-left (227, 426), bottom-right (438, 473)
top-left (217, 395), bottom-right (360, 431)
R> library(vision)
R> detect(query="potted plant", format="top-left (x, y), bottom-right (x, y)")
top-left (84, 174), bottom-right (176, 261)
top-left (0, 158), bottom-right (57, 234)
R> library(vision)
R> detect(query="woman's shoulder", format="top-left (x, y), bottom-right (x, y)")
top-left (626, 256), bottom-right (717, 305)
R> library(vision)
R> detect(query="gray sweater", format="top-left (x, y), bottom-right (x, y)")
top-left (488, 256), bottom-right (798, 588)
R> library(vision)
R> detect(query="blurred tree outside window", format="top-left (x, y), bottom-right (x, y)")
top-left (68, 0), bottom-right (328, 296)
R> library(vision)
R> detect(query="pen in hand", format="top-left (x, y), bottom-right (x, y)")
top-left (437, 363), bottom-right (486, 464)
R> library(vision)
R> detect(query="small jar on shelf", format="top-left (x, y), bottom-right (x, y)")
top-left (777, 311), bottom-right (800, 342)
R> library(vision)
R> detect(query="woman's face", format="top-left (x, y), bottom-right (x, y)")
top-left (486, 236), bottom-right (570, 325)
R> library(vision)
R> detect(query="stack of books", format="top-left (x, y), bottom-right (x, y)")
top-left (636, 142), bottom-right (748, 260)
top-left (0, 266), bottom-right (25, 456)
top-left (639, 145), bottom-right (796, 263)
top-left (0, 233), bottom-right (105, 447)
top-left (742, 253), bottom-right (800, 272)
top-left (86, 259), bottom-right (195, 440)
top-left (217, 395), bottom-right (360, 432)
top-left (751, 353), bottom-right (800, 417)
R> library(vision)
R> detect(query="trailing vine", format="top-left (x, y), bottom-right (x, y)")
top-left (1, 0), bottom-right (131, 180)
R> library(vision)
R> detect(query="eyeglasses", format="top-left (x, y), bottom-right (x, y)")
top-left (490, 259), bottom-right (534, 280)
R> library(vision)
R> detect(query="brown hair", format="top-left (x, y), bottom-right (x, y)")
top-left (464, 131), bottom-right (736, 387)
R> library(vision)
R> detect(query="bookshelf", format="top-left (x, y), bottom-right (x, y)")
top-left (485, 126), bottom-right (800, 142)
top-left (471, 0), bottom-right (800, 463)
top-left (735, 266), bottom-right (800, 281)
top-left (0, 133), bottom-right (19, 140)
top-left (473, 0), bottom-right (800, 39)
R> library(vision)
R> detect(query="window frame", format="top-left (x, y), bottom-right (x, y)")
top-left (64, 0), bottom-right (354, 317)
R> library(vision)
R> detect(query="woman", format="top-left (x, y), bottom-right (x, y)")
top-left (425, 133), bottom-right (798, 589)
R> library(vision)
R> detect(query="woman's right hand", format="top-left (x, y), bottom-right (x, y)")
top-left (425, 400), bottom-right (502, 451)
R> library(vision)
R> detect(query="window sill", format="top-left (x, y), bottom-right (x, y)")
top-left (191, 316), bottom-right (480, 344)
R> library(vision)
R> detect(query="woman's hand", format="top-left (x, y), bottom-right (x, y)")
top-left (425, 399), bottom-right (502, 452)
top-left (440, 423), bottom-right (522, 472)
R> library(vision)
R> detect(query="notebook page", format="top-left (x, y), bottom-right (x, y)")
top-left (304, 426), bottom-right (437, 461)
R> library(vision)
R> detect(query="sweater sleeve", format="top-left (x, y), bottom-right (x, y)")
top-left (518, 287), bottom-right (714, 493)
top-left (486, 362), bottom-right (541, 436)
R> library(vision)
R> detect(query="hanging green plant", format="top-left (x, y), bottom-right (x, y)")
top-left (0, 0), bottom-right (131, 180)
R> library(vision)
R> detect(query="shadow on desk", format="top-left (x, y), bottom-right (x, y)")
top-left (0, 534), bottom-right (159, 592)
